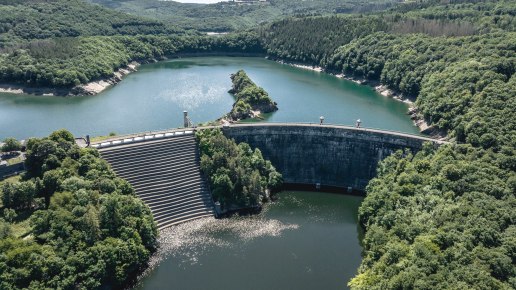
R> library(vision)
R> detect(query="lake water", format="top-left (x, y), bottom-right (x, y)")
top-left (0, 57), bottom-right (418, 140)
top-left (0, 57), bottom-right (416, 289)
top-left (135, 191), bottom-right (364, 290)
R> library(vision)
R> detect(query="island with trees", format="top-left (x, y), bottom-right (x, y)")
top-left (226, 70), bottom-right (278, 121)
top-left (0, 0), bottom-right (514, 288)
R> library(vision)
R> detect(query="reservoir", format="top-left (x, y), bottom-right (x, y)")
top-left (0, 57), bottom-right (418, 140)
top-left (135, 191), bottom-right (364, 290)
top-left (1, 57), bottom-right (414, 289)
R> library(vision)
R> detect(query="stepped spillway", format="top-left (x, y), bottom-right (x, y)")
top-left (98, 134), bottom-right (215, 230)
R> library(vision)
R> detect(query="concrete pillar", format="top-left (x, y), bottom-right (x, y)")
top-left (183, 111), bottom-right (189, 128)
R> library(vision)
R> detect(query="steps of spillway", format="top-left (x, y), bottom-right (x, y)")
top-left (98, 134), bottom-right (215, 230)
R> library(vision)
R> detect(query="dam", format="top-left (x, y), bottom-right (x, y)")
top-left (93, 123), bottom-right (444, 228)
top-left (97, 130), bottom-right (215, 230)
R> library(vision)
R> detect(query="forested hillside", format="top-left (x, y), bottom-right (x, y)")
top-left (0, 0), bottom-right (514, 289)
top-left (253, 1), bottom-right (516, 288)
top-left (0, 0), bottom-right (255, 87)
top-left (352, 140), bottom-right (515, 289)
top-left (0, 0), bottom-right (181, 48)
top-left (329, 32), bottom-right (515, 137)
top-left (0, 130), bottom-right (157, 289)
top-left (0, 32), bottom-right (262, 87)
top-left (261, 0), bottom-right (515, 66)
top-left (260, 16), bottom-right (389, 65)
top-left (86, 0), bottom-right (399, 32)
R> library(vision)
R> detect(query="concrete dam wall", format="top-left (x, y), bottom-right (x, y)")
top-left (223, 124), bottom-right (442, 192)
top-left (97, 132), bottom-right (215, 229)
top-left (90, 123), bottom-right (444, 228)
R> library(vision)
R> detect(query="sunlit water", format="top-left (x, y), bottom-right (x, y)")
top-left (0, 57), bottom-right (418, 140)
top-left (134, 191), bottom-right (364, 290)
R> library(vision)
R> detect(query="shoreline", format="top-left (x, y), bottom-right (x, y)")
top-left (0, 54), bottom-right (439, 137)
top-left (0, 61), bottom-right (140, 97)
top-left (0, 52), bottom-right (264, 97)
top-left (273, 59), bottom-right (437, 135)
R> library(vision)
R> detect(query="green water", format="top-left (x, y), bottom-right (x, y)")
top-left (135, 191), bottom-right (364, 290)
top-left (0, 57), bottom-right (413, 288)
top-left (0, 57), bottom-right (418, 140)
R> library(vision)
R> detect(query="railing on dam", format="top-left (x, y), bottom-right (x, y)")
top-left (220, 123), bottom-right (448, 191)
top-left (91, 129), bottom-right (195, 149)
top-left (90, 122), bottom-right (447, 149)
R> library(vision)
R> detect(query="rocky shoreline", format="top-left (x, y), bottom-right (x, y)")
top-left (1, 55), bottom-right (439, 136)
top-left (274, 59), bottom-right (438, 135)
top-left (0, 61), bottom-right (140, 97)
top-left (0, 53), bottom-right (266, 97)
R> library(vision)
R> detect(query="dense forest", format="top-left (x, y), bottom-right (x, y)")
top-left (352, 142), bottom-right (515, 289)
top-left (0, 32), bottom-right (263, 87)
top-left (261, 0), bottom-right (515, 66)
top-left (259, 15), bottom-right (389, 65)
top-left (85, 0), bottom-right (399, 32)
top-left (331, 31), bottom-right (515, 138)
top-left (197, 129), bottom-right (282, 211)
top-left (228, 70), bottom-right (278, 120)
top-left (0, 0), bottom-right (514, 288)
top-left (256, 1), bottom-right (515, 288)
top-left (0, 0), bottom-right (267, 87)
top-left (0, 130), bottom-right (157, 289)
top-left (0, 0), bottom-right (181, 48)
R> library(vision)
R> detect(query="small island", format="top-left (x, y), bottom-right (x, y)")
top-left (226, 70), bottom-right (278, 121)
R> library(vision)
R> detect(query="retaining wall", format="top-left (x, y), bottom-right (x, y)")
top-left (223, 124), bottom-right (440, 192)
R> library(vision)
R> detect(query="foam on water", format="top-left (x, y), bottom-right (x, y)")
top-left (131, 191), bottom-right (364, 290)
top-left (136, 209), bottom-right (299, 283)
top-left (156, 73), bottom-right (228, 110)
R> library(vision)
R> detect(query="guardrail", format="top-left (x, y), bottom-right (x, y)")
top-left (91, 129), bottom-right (195, 149)
top-left (231, 121), bottom-right (427, 137)
top-left (223, 122), bottom-right (448, 144)
top-left (90, 122), bottom-right (447, 149)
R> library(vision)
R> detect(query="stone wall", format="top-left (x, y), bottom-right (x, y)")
top-left (223, 124), bottom-right (441, 192)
